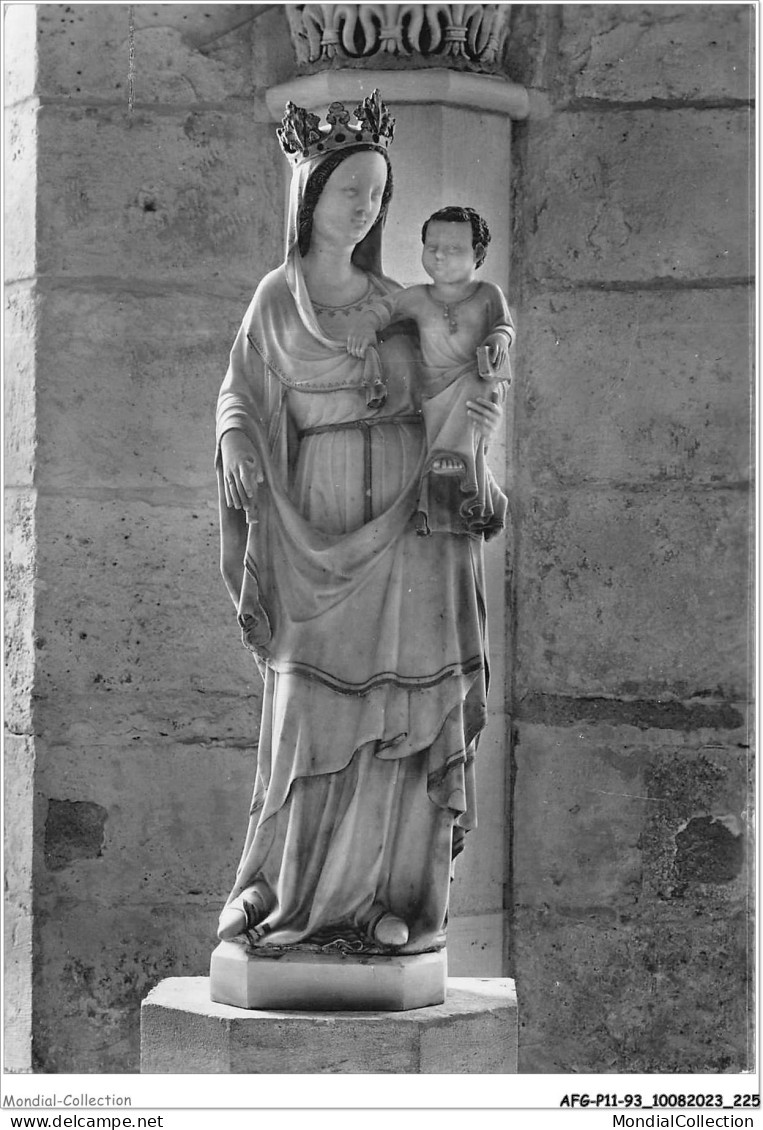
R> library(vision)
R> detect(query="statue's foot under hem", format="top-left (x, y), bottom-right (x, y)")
top-left (361, 904), bottom-right (410, 949)
top-left (372, 912), bottom-right (410, 947)
top-left (217, 881), bottom-right (274, 941)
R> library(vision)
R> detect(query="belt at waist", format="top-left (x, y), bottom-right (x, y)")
top-left (298, 414), bottom-right (423, 525)
top-left (298, 414), bottom-right (422, 440)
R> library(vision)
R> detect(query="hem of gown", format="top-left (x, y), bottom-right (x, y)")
top-left (255, 667), bottom-right (486, 831)
top-left (262, 653), bottom-right (484, 696)
top-left (225, 742), bottom-right (465, 953)
top-left (232, 927), bottom-right (446, 959)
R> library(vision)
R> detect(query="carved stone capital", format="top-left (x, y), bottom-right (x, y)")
top-left (285, 4), bottom-right (512, 75)
top-left (266, 69), bottom-right (530, 122)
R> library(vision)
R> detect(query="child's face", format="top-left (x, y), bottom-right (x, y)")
top-left (421, 221), bottom-right (477, 286)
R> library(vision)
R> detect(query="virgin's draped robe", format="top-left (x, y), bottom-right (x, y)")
top-left (215, 153), bottom-right (506, 954)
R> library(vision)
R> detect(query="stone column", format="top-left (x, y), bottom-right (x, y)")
top-left (264, 65), bottom-right (528, 975)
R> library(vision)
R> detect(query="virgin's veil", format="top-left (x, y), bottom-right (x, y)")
top-left (282, 146), bottom-right (397, 346)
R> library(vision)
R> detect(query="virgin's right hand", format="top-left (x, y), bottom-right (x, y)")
top-left (220, 430), bottom-right (263, 512)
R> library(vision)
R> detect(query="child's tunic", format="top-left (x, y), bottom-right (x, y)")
top-left (356, 281), bottom-right (515, 535)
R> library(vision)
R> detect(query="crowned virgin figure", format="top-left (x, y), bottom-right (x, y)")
top-left (214, 90), bottom-right (506, 958)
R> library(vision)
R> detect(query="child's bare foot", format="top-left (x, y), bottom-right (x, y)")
top-left (431, 456), bottom-right (466, 475)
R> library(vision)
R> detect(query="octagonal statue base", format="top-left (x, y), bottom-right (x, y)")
top-left (141, 973), bottom-right (518, 1073)
top-left (209, 940), bottom-right (447, 1011)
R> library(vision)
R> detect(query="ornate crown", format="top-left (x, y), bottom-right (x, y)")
top-left (277, 89), bottom-right (395, 166)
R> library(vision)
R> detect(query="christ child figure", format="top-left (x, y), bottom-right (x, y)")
top-left (347, 205), bottom-right (515, 535)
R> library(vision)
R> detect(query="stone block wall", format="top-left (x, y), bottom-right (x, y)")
top-left (4, 3), bottom-right (292, 1072)
top-left (507, 4), bottom-right (753, 1072)
top-left (4, 2), bottom-right (754, 1074)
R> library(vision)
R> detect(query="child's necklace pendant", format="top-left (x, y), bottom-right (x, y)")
top-left (428, 284), bottom-right (477, 334)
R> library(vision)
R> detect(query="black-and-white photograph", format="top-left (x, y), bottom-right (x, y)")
top-left (2, 0), bottom-right (756, 1122)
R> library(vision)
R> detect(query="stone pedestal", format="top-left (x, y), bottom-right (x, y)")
top-left (210, 941), bottom-right (447, 1011)
top-left (140, 976), bottom-right (518, 1074)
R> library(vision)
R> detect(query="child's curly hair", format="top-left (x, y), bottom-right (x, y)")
top-left (421, 205), bottom-right (491, 269)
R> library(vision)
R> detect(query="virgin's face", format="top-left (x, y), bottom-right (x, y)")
top-left (309, 151), bottom-right (388, 250)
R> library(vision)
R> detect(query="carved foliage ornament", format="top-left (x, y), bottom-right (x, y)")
top-left (285, 4), bottom-right (510, 71)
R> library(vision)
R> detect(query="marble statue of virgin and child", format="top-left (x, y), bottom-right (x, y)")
top-left (214, 91), bottom-right (514, 961)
